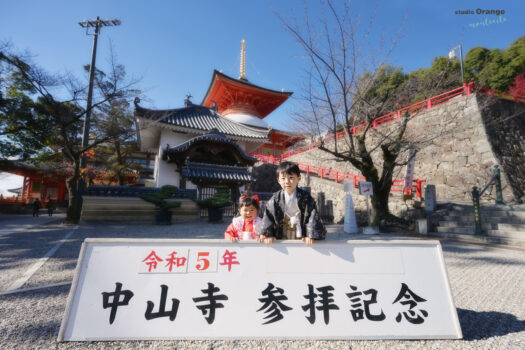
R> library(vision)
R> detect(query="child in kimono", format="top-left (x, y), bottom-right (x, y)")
top-left (224, 191), bottom-right (262, 242)
top-left (257, 161), bottom-right (326, 246)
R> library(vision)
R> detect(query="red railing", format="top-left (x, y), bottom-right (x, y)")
top-left (279, 82), bottom-right (517, 159)
top-left (252, 154), bottom-right (426, 199)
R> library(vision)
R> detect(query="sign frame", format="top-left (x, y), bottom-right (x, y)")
top-left (359, 181), bottom-right (373, 196)
top-left (58, 238), bottom-right (462, 341)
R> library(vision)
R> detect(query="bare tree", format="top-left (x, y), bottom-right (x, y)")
top-left (277, 0), bottom-right (464, 228)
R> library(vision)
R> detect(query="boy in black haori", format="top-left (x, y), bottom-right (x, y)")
top-left (257, 161), bottom-right (326, 246)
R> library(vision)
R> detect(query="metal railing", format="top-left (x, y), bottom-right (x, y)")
top-left (251, 154), bottom-right (426, 199)
top-left (471, 165), bottom-right (504, 235)
top-left (85, 185), bottom-right (197, 199)
top-left (279, 82), bottom-right (522, 160)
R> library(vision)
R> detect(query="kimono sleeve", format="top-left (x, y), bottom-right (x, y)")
top-left (304, 195), bottom-right (326, 240)
top-left (224, 223), bottom-right (239, 240)
top-left (257, 196), bottom-right (277, 238)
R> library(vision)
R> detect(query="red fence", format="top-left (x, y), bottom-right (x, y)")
top-left (251, 82), bottom-right (525, 200)
top-left (280, 82), bottom-right (520, 159)
top-left (251, 154), bottom-right (426, 199)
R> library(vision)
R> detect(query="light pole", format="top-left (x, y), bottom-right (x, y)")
top-left (448, 44), bottom-right (465, 85)
top-left (78, 17), bottom-right (121, 169)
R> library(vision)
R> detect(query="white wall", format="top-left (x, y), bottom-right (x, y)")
top-left (155, 129), bottom-right (193, 187)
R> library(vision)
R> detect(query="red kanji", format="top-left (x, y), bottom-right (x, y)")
top-left (219, 249), bottom-right (240, 272)
top-left (165, 251), bottom-right (187, 272)
top-left (142, 250), bottom-right (163, 272)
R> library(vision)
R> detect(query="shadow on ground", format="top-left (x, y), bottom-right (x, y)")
top-left (457, 308), bottom-right (525, 340)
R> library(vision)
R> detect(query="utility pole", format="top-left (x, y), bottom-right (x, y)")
top-left (78, 17), bottom-right (121, 168)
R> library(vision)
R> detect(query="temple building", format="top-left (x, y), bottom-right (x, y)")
top-left (0, 162), bottom-right (68, 204)
top-left (135, 40), bottom-right (303, 194)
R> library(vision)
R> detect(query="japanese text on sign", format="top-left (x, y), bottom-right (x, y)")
top-left (58, 239), bottom-right (462, 341)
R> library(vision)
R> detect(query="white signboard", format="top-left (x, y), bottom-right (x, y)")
top-left (359, 181), bottom-right (373, 196)
top-left (58, 239), bottom-right (462, 341)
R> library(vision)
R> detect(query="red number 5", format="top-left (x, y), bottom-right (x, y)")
top-left (196, 252), bottom-right (210, 271)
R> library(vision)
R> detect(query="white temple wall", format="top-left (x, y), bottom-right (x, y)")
top-left (155, 129), bottom-right (193, 188)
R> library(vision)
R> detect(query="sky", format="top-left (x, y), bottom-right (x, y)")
top-left (1, 0), bottom-right (524, 194)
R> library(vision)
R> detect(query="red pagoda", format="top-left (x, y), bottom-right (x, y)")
top-left (201, 40), bottom-right (303, 156)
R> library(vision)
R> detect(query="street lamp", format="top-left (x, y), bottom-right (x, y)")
top-left (78, 17), bottom-right (121, 169)
top-left (448, 44), bottom-right (465, 85)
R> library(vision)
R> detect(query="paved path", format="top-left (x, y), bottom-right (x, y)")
top-left (0, 221), bottom-right (523, 349)
top-left (0, 213), bottom-right (66, 236)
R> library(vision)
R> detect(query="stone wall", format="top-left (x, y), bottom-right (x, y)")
top-left (284, 94), bottom-right (524, 217)
top-left (478, 95), bottom-right (525, 201)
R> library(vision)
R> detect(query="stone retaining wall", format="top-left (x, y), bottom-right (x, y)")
top-left (286, 94), bottom-right (523, 208)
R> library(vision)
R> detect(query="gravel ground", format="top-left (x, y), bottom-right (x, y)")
top-left (0, 221), bottom-right (524, 349)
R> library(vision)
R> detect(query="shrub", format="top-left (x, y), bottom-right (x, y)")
top-left (139, 185), bottom-right (181, 211)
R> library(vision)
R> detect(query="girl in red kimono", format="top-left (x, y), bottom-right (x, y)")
top-left (224, 192), bottom-right (262, 242)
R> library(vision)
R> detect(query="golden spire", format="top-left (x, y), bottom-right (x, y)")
top-left (239, 39), bottom-right (247, 80)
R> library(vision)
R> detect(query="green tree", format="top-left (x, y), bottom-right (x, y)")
top-left (464, 36), bottom-right (525, 91)
top-left (0, 54), bottom-right (54, 159)
top-left (0, 46), bottom-right (139, 223)
top-left (407, 56), bottom-right (462, 102)
top-left (91, 98), bottom-right (141, 185)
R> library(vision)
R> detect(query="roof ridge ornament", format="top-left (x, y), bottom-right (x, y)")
top-left (184, 93), bottom-right (193, 107)
top-left (239, 39), bottom-right (248, 81)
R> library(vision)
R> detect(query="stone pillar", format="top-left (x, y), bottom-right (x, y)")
top-left (425, 185), bottom-right (437, 213)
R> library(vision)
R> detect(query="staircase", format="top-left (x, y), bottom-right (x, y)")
top-left (429, 202), bottom-right (525, 247)
top-left (80, 196), bottom-right (199, 223)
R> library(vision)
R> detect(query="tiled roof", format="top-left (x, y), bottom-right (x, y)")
top-left (164, 130), bottom-right (256, 165)
top-left (181, 161), bottom-right (254, 184)
top-left (135, 102), bottom-right (269, 141)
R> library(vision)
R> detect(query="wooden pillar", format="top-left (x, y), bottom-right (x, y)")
top-left (21, 176), bottom-right (27, 201)
top-left (27, 177), bottom-right (33, 202)
top-left (58, 179), bottom-right (66, 202)
top-left (42, 178), bottom-right (48, 201)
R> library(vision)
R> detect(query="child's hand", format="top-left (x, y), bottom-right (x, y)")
top-left (263, 237), bottom-right (276, 244)
top-left (227, 236), bottom-right (238, 243)
top-left (302, 237), bottom-right (314, 246)
top-left (257, 235), bottom-right (276, 244)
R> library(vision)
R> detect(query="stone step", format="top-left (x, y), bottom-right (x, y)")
top-left (428, 231), bottom-right (525, 248)
top-left (81, 214), bottom-right (198, 223)
top-left (436, 226), bottom-right (475, 234)
top-left (82, 210), bottom-right (155, 217)
top-left (81, 197), bottom-right (199, 223)
top-left (497, 223), bottom-right (525, 232)
top-left (438, 221), bottom-right (525, 231)
top-left (436, 226), bottom-right (524, 239)
top-left (440, 215), bottom-right (525, 225)
top-left (442, 211), bottom-right (525, 220)
top-left (82, 208), bottom-right (198, 217)
top-left (485, 229), bottom-right (525, 239)
top-left (437, 202), bottom-right (525, 212)
top-left (82, 196), bottom-right (195, 205)
top-left (438, 221), bottom-right (494, 230)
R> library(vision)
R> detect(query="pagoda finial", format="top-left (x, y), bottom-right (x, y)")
top-left (239, 39), bottom-right (247, 81)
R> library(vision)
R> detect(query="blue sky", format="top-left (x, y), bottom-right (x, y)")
top-left (1, 0), bottom-right (523, 193)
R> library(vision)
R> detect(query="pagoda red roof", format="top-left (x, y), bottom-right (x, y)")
top-left (201, 70), bottom-right (292, 119)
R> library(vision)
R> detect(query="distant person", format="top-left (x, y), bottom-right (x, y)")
top-left (224, 191), bottom-right (261, 242)
top-left (257, 161), bottom-right (326, 246)
top-left (46, 198), bottom-right (54, 216)
top-left (32, 198), bottom-right (41, 217)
